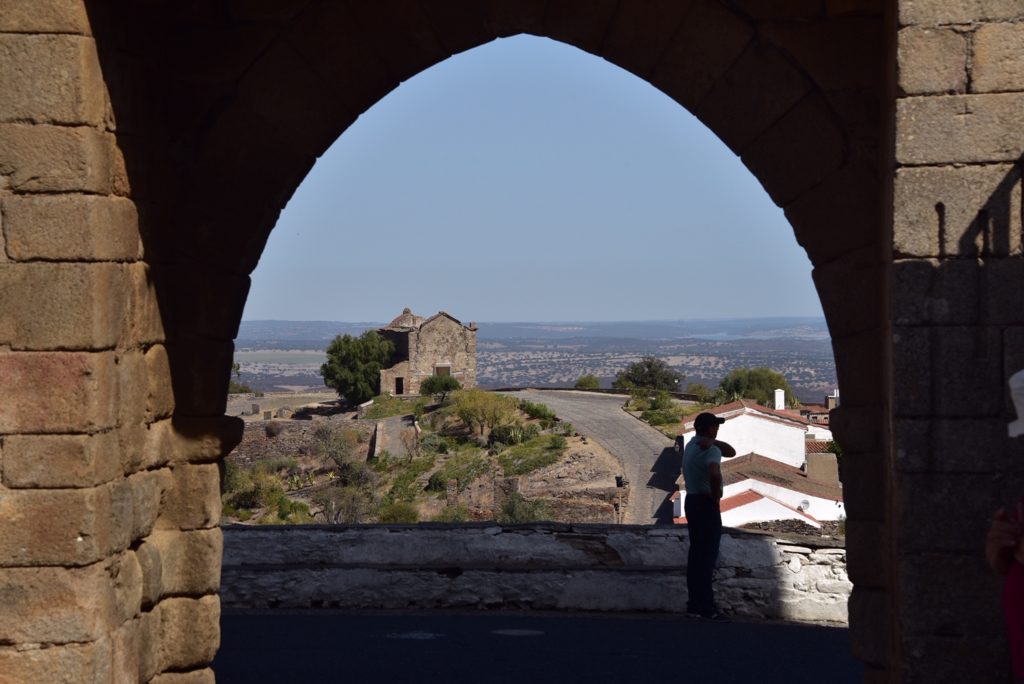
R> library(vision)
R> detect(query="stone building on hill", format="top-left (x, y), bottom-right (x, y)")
top-left (378, 308), bottom-right (477, 396)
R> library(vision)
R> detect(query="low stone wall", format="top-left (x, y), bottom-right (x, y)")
top-left (221, 524), bottom-right (850, 624)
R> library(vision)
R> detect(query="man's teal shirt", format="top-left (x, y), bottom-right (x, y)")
top-left (682, 435), bottom-right (722, 495)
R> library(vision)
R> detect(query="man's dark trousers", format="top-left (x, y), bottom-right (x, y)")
top-left (685, 493), bottom-right (722, 615)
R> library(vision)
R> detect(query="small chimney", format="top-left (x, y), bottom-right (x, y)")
top-left (774, 388), bottom-right (785, 410)
top-left (825, 388), bottom-right (840, 410)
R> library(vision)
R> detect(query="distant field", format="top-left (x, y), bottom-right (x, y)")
top-left (234, 350), bottom-right (326, 365)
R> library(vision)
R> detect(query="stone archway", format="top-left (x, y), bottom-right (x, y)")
top-left (1, 2), bottom-right (1021, 682)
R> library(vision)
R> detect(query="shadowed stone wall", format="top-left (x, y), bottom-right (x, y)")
top-left (0, 1), bottom-right (1020, 682)
top-left (221, 525), bottom-right (851, 625)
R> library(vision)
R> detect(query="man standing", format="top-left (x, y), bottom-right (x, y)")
top-left (680, 412), bottom-right (736, 619)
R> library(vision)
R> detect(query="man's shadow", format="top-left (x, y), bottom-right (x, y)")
top-left (648, 442), bottom-right (682, 524)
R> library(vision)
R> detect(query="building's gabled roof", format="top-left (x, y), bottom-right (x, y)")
top-left (721, 453), bottom-right (843, 501)
top-left (673, 488), bottom-right (822, 527)
top-left (383, 307), bottom-right (426, 330)
top-left (421, 310), bottom-right (468, 329)
top-left (679, 399), bottom-right (809, 431)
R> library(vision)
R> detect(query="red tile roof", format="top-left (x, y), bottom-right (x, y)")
top-left (679, 399), bottom-right (809, 430)
top-left (721, 453), bottom-right (843, 501)
top-left (805, 440), bottom-right (833, 454)
top-left (674, 488), bottom-right (822, 526)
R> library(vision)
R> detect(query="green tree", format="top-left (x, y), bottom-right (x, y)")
top-left (612, 356), bottom-right (683, 391)
top-left (717, 367), bottom-right (797, 407)
top-left (685, 382), bottom-right (712, 403)
top-left (574, 374), bottom-right (600, 390)
top-left (227, 361), bottom-right (253, 394)
top-left (452, 388), bottom-right (518, 436)
top-left (420, 374), bottom-right (461, 403)
top-left (496, 492), bottom-right (548, 524)
top-left (320, 331), bottom-right (395, 404)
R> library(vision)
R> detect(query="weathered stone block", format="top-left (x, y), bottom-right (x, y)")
top-left (831, 329), bottom-right (887, 408)
top-left (900, 634), bottom-right (1010, 684)
top-left (741, 93), bottom-right (845, 205)
top-left (145, 345), bottom-right (175, 420)
top-left (899, 0), bottom-right (1024, 25)
top-left (2, 431), bottom-right (120, 488)
top-left (899, 552), bottom-right (1001, 637)
top-left (848, 587), bottom-right (889, 667)
top-left (0, 34), bottom-right (105, 126)
top-left (0, 481), bottom-right (132, 566)
top-left (1, 194), bottom-right (140, 262)
top-left (892, 326), bottom-right (931, 416)
top-left (149, 669), bottom-right (216, 684)
top-left (157, 596), bottom-right (220, 672)
top-left (0, 564), bottom-right (116, 643)
top-left (485, 0), bottom-right (547, 37)
top-left (600, 0), bottom-right (694, 78)
top-left (125, 263), bottom-right (166, 347)
top-left (812, 247), bottom-right (883, 338)
top-left (895, 418), bottom-right (1024, 472)
top-left (972, 22), bottom-right (1024, 92)
top-left (285, 2), bottom-right (397, 119)
top-left (651, 0), bottom-right (753, 111)
top-left (345, 1), bottom-right (447, 80)
top-left (0, 351), bottom-right (118, 434)
top-left (128, 469), bottom-right (172, 542)
top-left (235, 41), bottom-right (353, 158)
top-left (0, 263), bottom-right (127, 350)
top-left (542, 0), bottom-right (618, 54)
top-left (894, 164), bottom-right (1021, 258)
top-left (763, 16), bottom-right (882, 91)
top-left (837, 451), bottom-right (886, 522)
top-left (697, 39), bottom-right (812, 153)
top-left (893, 258), bottom-right (978, 325)
top-left (111, 617), bottom-right (140, 684)
top-left (785, 160), bottom-right (881, 265)
top-left (897, 27), bottom-right (967, 95)
top-left (0, 123), bottom-right (113, 193)
top-left (136, 537), bottom-right (164, 609)
top-left (0, 0), bottom-right (92, 33)
top-left (155, 463), bottom-right (221, 531)
top-left (895, 471), bottom-right (1024, 553)
top-left (932, 326), bottom-right (1004, 416)
top-left (149, 528), bottom-right (222, 596)
top-left (986, 258), bottom-right (1024, 324)
top-left (163, 338), bottom-right (233, 417)
top-left (117, 350), bottom-right (147, 439)
top-left (732, 0), bottom-right (821, 17)
top-left (896, 93), bottom-right (1024, 165)
top-left (0, 640), bottom-right (111, 684)
top-left (829, 405), bottom-right (885, 453)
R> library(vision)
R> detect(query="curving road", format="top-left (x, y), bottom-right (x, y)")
top-left (504, 390), bottom-right (678, 525)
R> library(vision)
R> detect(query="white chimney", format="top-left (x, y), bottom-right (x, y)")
top-left (774, 388), bottom-right (785, 410)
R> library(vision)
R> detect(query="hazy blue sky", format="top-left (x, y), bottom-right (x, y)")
top-left (242, 35), bottom-right (823, 323)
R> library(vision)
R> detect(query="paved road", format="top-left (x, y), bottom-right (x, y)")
top-left (506, 390), bottom-right (677, 524)
top-left (215, 610), bottom-right (862, 684)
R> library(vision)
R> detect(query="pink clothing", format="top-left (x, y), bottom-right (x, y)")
top-left (1005, 562), bottom-right (1024, 680)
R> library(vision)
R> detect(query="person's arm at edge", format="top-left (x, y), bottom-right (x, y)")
top-left (708, 462), bottom-right (723, 500)
top-left (715, 440), bottom-right (736, 458)
top-left (987, 508), bottom-right (1020, 575)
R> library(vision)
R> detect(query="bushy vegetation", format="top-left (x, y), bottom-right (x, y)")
top-left (313, 485), bottom-right (374, 524)
top-left (574, 374), bottom-right (600, 390)
top-left (517, 399), bottom-right (556, 422)
top-left (420, 374), bottom-right (461, 402)
top-left (426, 451), bottom-right (491, 493)
top-left (320, 330), bottom-right (395, 404)
top-left (378, 501), bottom-right (419, 523)
top-left (488, 422), bottom-right (540, 447)
top-left (498, 434), bottom-right (567, 476)
top-left (453, 388), bottom-right (519, 436)
top-left (612, 356), bottom-right (683, 391)
top-left (364, 394), bottom-right (418, 420)
top-left (432, 504), bottom-right (470, 522)
top-left (717, 367), bottom-right (796, 407)
top-left (496, 492), bottom-right (548, 524)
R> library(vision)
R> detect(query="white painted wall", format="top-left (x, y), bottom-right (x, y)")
top-left (723, 479), bottom-right (846, 521)
top-left (806, 424), bottom-right (834, 440)
top-left (721, 496), bottom-right (821, 528)
top-left (680, 413), bottom-right (807, 467)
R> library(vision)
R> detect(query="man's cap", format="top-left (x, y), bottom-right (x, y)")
top-left (694, 412), bottom-right (726, 432)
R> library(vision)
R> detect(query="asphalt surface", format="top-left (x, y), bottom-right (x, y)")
top-left (506, 390), bottom-right (678, 524)
top-left (214, 610), bottom-right (862, 684)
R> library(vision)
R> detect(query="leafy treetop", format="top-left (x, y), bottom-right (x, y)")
top-left (717, 367), bottom-right (797, 407)
top-left (320, 331), bottom-right (395, 404)
top-left (611, 356), bottom-right (683, 392)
